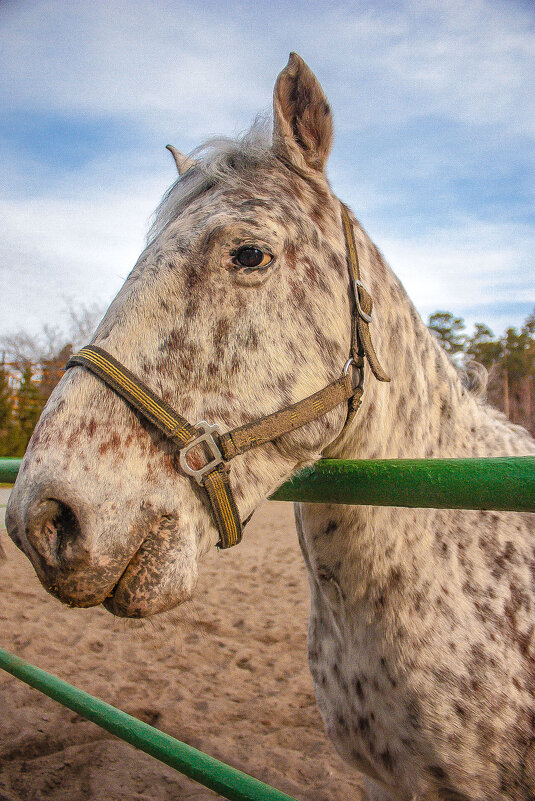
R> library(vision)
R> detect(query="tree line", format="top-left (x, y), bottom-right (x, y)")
top-left (0, 304), bottom-right (102, 456)
top-left (0, 304), bottom-right (533, 457)
top-left (428, 308), bottom-right (535, 435)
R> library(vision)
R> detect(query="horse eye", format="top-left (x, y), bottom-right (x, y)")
top-left (232, 246), bottom-right (272, 269)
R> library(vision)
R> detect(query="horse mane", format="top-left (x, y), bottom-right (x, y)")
top-left (458, 359), bottom-right (488, 399)
top-left (147, 115), bottom-right (273, 244)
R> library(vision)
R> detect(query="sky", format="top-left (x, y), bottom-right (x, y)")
top-left (1, 0), bottom-right (533, 346)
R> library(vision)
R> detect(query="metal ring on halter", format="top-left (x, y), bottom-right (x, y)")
top-left (343, 357), bottom-right (362, 390)
top-left (343, 357), bottom-right (355, 375)
top-left (354, 280), bottom-right (373, 324)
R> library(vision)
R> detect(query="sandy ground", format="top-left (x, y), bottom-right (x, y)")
top-left (0, 492), bottom-right (364, 801)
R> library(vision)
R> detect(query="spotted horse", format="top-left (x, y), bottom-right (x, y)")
top-left (6, 54), bottom-right (535, 801)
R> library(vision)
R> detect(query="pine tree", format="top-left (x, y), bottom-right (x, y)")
top-left (428, 311), bottom-right (466, 357)
top-left (502, 326), bottom-right (532, 382)
top-left (465, 324), bottom-right (503, 368)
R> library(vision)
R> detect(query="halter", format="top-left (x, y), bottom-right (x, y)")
top-left (66, 201), bottom-right (389, 549)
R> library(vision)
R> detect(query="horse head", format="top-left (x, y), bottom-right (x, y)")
top-left (6, 54), bottom-right (376, 617)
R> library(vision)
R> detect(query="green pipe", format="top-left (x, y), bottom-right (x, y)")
top-left (272, 456), bottom-right (535, 511)
top-left (0, 647), bottom-right (298, 801)
top-left (0, 458), bottom-right (21, 483)
top-left (1, 456), bottom-right (534, 512)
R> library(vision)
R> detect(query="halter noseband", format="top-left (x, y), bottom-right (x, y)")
top-left (66, 201), bottom-right (389, 549)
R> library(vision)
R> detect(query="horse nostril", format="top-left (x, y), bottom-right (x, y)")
top-left (25, 498), bottom-right (82, 566)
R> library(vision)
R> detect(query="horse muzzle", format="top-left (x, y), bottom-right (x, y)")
top-left (5, 483), bottom-right (198, 618)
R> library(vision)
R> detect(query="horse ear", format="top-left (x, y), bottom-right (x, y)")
top-left (166, 145), bottom-right (196, 176)
top-left (272, 52), bottom-right (333, 174)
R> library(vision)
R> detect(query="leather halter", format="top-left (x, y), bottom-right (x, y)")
top-left (66, 201), bottom-right (389, 549)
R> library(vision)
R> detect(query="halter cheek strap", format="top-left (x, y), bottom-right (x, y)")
top-left (66, 200), bottom-right (389, 549)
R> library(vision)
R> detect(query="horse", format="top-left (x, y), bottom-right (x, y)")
top-left (6, 53), bottom-right (535, 801)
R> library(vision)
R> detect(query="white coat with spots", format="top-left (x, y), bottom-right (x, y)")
top-left (6, 54), bottom-right (535, 801)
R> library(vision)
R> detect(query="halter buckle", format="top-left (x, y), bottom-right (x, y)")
top-left (179, 421), bottom-right (223, 485)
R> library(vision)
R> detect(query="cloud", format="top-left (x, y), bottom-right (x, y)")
top-left (0, 168), bottom-right (169, 334)
top-left (378, 217), bottom-right (534, 332)
top-left (305, 0), bottom-right (535, 139)
top-left (0, 0), bottom-right (533, 340)
top-left (3, 0), bottom-right (532, 141)
top-left (0, 0), bottom-right (273, 142)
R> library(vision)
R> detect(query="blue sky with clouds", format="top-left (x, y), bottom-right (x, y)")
top-left (1, 0), bottom-right (533, 341)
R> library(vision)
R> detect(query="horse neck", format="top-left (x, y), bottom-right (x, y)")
top-left (325, 220), bottom-right (534, 463)
top-left (301, 222), bottom-right (534, 621)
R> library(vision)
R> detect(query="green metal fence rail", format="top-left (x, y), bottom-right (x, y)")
top-left (0, 647), bottom-right (298, 801)
top-left (0, 458), bottom-right (19, 483)
top-left (2, 456), bottom-right (534, 511)
top-left (272, 456), bottom-right (535, 512)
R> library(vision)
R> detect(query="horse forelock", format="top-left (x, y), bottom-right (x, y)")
top-left (147, 115), bottom-right (277, 243)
